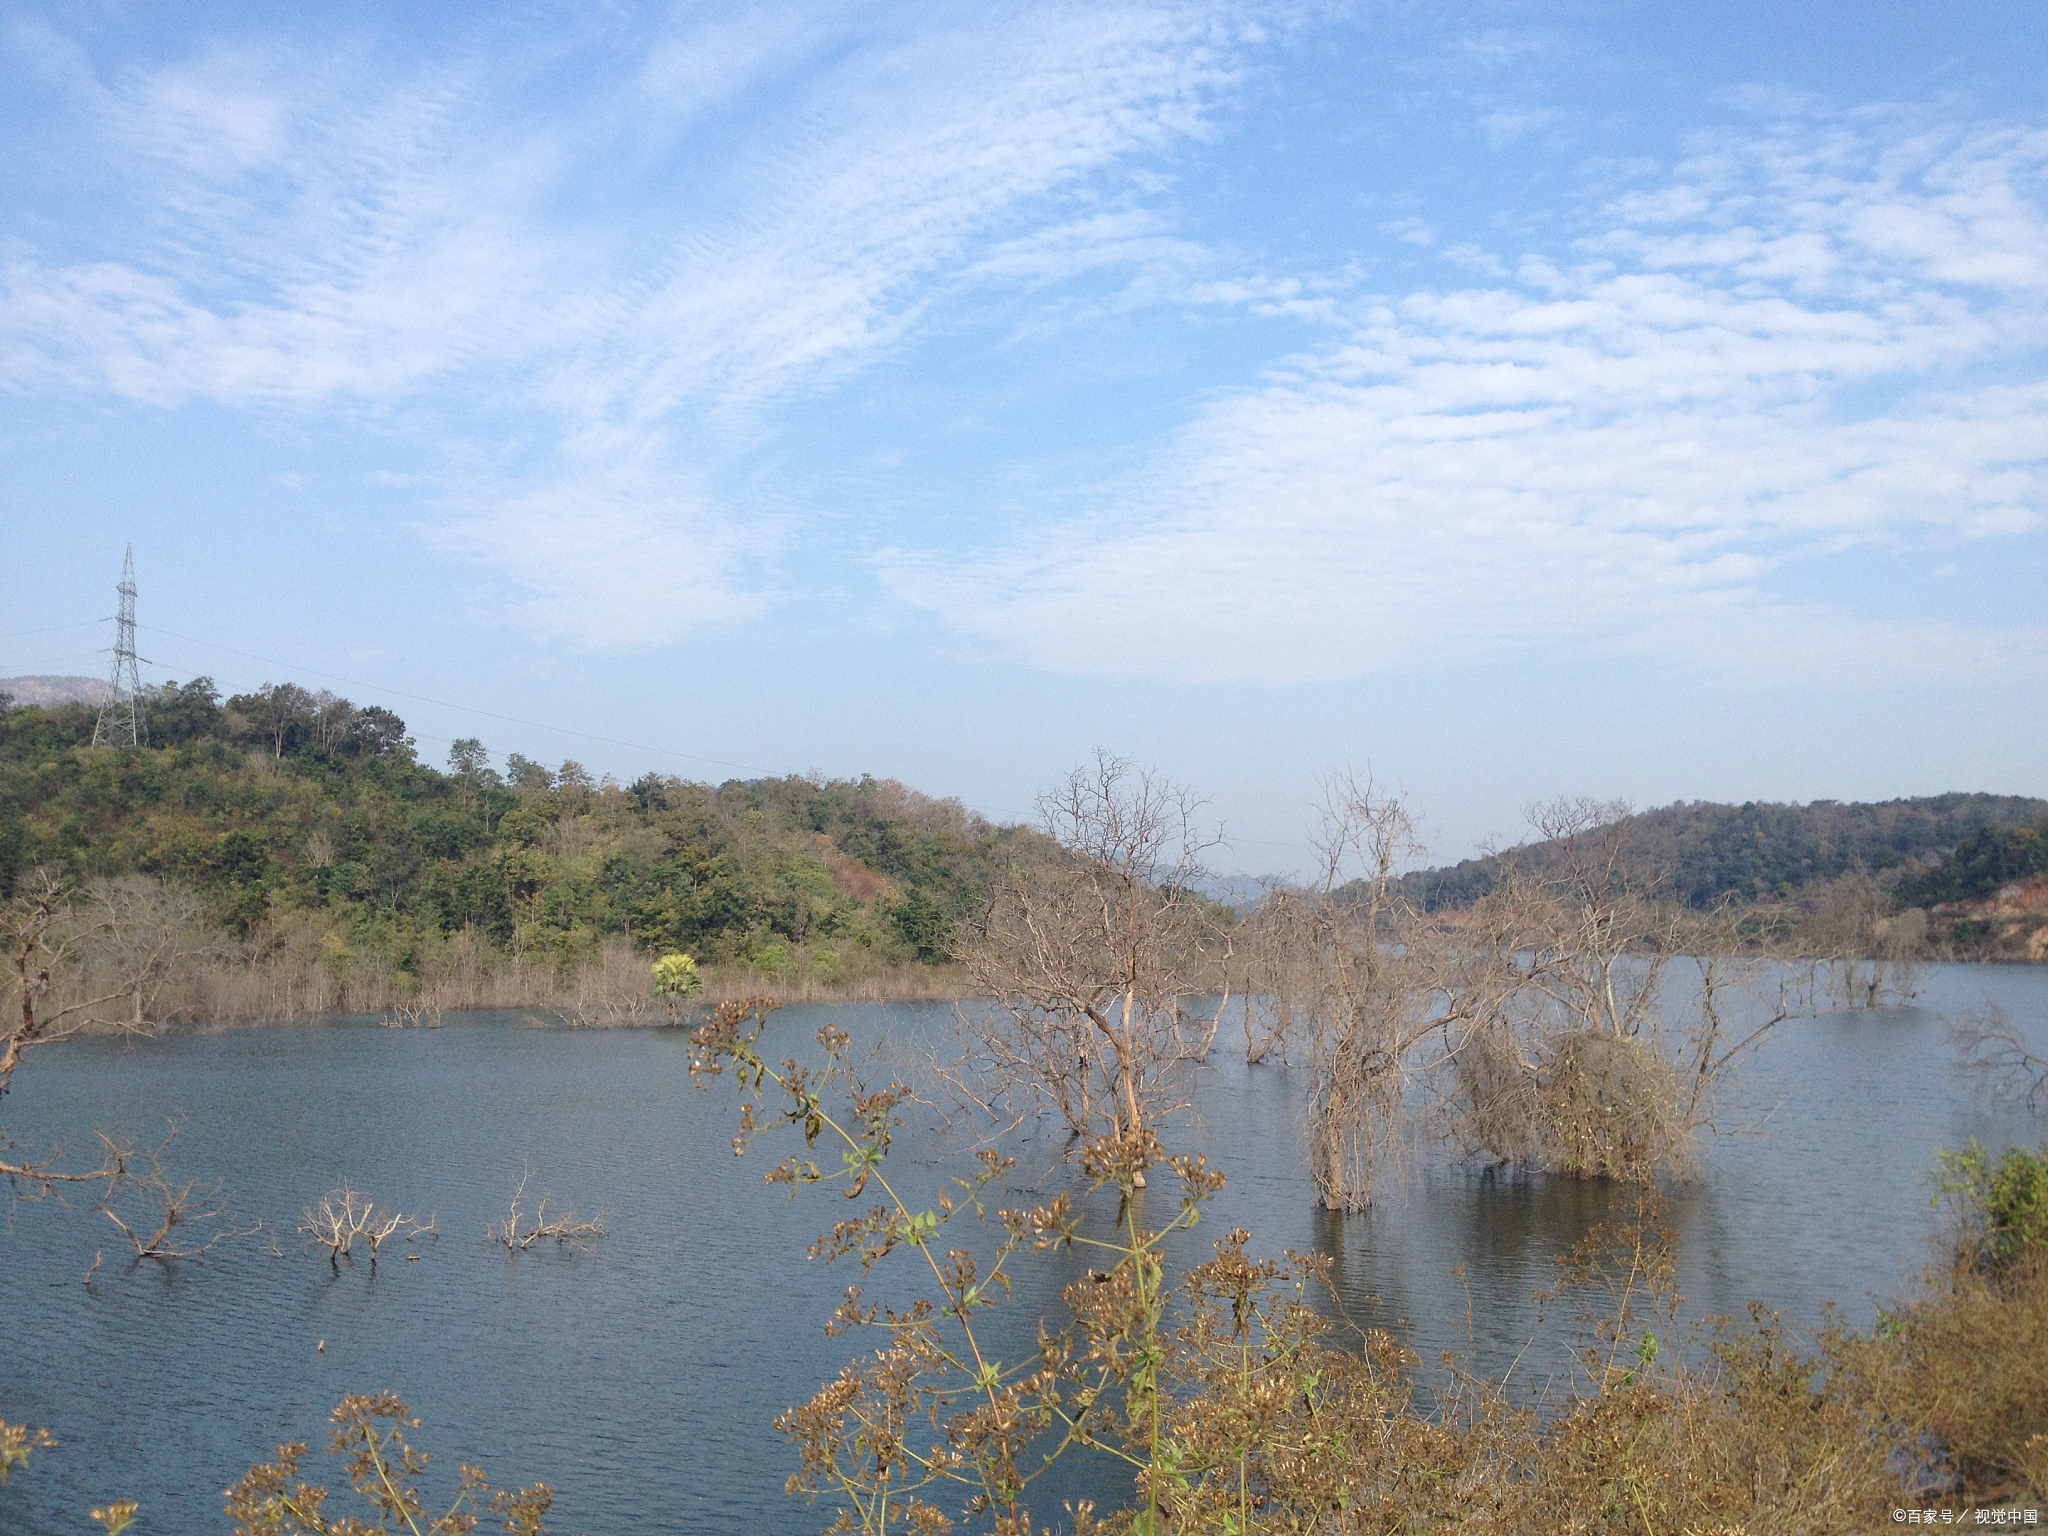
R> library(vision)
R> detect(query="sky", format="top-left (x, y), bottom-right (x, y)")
top-left (2, 0), bottom-right (2043, 876)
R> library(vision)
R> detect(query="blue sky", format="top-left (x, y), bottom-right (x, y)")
top-left (3, 1), bottom-right (2043, 873)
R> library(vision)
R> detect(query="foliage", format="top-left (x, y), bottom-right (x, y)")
top-left (0, 682), bottom-right (1025, 990)
top-left (1402, 793), bottom-right (2048, 911)
top-left (1897, 817), bottom-right (2048, 907)
top-left (652, 950), bottom-right (703, 1023)
top-left (651, 951), bottom-right (703, 997)
top-left (1936, 1139), bottom-right (2048, 1276)
top-left (222, 1392), bottom-right (554, 1535)
top-left (694, 996), bottom-right (2048, 1532)
top-left (688, 995), bottom-right (1229, 1535)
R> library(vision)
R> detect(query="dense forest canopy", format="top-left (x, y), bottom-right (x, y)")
top-left (0, 678), bottom-right (1031, 978)
top-left (1894, 817), bottom-right (2048, 907)
top-left (1398, 794), bottom-right (2048, 912)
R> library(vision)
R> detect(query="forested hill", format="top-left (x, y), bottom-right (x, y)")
top-left (0, 678), bottom-right (1033, 972)
top-left (1401, 794), bottom-right (2048, 912)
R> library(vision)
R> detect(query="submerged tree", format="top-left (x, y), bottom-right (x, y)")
top-left (1241, 776), bottom-right (1452, 1210)
top-left (956, 751), bottom-right (1231, 1159)
top-left (1432, 798), bottom-right (1829, 1184)
top-left (1246, 793), bottom-right (1840, 1205)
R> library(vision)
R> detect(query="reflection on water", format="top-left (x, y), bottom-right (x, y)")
top-left (1, 965), bottom-right (2042, 1534)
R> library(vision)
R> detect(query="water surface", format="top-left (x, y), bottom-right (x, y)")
top-left (2, 964), bottom-right (2043, 1534)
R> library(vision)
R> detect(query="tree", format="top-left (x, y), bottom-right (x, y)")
top-left (236, 682), bottom-right (315, 758)
top-left (4, 871), bottom-right (158, 1100)
top-left (957, 752), bottom-right (1230, 1161)
top-left (448, 738), bottom-right (491, 779)
top-left (1432, 798), bottom-right (1825, 1183)
top-left (652, 951), bottom-right (702, 1024)
top-left (3, 871), bottom-right (170, 1197)
top-left (81, 876), bottom-right (208, 1030)
top-left (346, 705), bottom-right (411, 760)
top-left (505, 754), bottom-right (554, 793)
top-left (1242, 775), bottom-right (1451, 1210)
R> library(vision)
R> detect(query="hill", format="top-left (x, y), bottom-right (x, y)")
top-left (1400, 794), bottom-right (2048, 912)
top-left (0, 679), bottom-right (1034, 999)
top-left (0, 674), bottom-right (114, 708)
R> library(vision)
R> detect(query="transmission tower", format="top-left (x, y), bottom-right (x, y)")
top-left (92, 545), bottom-right (148, 748)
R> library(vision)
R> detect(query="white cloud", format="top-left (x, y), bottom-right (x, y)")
top-left (883, 115), bottom-right (2048, 687)
top-left (425, 457), bottom-right (770, 651)
top-left (0, 2), bottom-right (1256, 645)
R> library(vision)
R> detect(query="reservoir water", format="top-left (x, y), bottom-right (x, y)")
top-left (3, 963), bottom-right (2045, 1534)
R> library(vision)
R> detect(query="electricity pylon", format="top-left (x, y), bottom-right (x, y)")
top-left (92, 544), bottom-right (148, 748)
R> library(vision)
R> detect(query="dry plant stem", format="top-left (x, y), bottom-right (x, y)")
top-left (3, 871), bottom-right (201, 1202)
top-left (223, 1392), bottom-right (554, 1535)
top-left (0, 1138), bottom-right (121, 1202)
top-left (1240, 774), bottom-right (1467, 1209)
top-left (3, 870), bottom-right (155, 1098)
top-left (94, 1122), bottom-right (256, 1261)
top-left (691, 996), bottom-right (1225, 1535)
top-left (957, 750), bottom-right (1233, 1155)
top-left (1423, 797), bottom-right (1838, 1186)
top-left (697, 985), bottom-right (2046, 1535)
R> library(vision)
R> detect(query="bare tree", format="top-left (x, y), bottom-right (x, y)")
top-left (4, 871), bottom-right (149, 1100)
top-left (2, 875), bottom-right (139, 1196)
top-left (484, 1167), bottom-right (606, 1251)
top-left (956, 752), bottom-right (1231, 1165)
top-left (1241, 776), bottom-right (1451, 1210)
top-left (1949, 1004), bottom-right (2048, 1111)
top-left (1794, 873), bottom-right (1925, 1008)
top-left (95, 1123), bottom-right (256, 1262)
top-left (298, 1186), bottom-right (435, 1264)
top-left (1431, 798), bottom-right (1825, 1183)
top-left (79, 876), bottom-right (209, 1031)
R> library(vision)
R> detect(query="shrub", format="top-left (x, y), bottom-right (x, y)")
top-left (1936, 1139), bottom-right (2048, 1275)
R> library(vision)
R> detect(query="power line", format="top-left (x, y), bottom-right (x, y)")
top-left (6, 615), bottom-right (1316, 851)
top-left (53, 617), bottom-right (1313, 852)
top-left (0, 620), bottom-right (104, 640)
top-left (134, 621), bottom-right (771, 777)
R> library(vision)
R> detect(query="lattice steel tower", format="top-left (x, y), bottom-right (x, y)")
top-left (92, 544), bottom-right (148, 748)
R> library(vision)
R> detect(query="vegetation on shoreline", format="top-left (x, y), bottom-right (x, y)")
top-left (3, 681), bottom-right (2041, 1034)
top-left (0, 680), bottom-right (1032, 1016)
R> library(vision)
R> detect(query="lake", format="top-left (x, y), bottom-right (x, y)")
top-left (3, 962), bottom-right (2045, 1535)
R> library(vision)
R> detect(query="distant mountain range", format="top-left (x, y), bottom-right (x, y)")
top-left (0, 674), bottom-right (113, 707)
top-left (1397, 794), bottom-right (2048, 911)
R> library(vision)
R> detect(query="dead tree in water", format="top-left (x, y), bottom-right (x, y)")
top-left (485, 1167), bottom-right (606, 1250)
top-left (1247, 793), bottom-right (1836, 1205)
top-left (299, 1186), bottom-right (435, 1264)
top-left (96, 1123), bottom-right (256, 1262)
top-left (956, 752), bottom-right (1231, 1168)
top-left (1949, 1004), bottom-right (2048, 1111)
top-left (1434, 799), bottom-right (1826, 1184)
top-left (1242, 776), bottom-right (1452, 1211)
top-left (3, 871), bottom-right (179, 1198)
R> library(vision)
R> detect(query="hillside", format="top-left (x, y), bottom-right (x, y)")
top-left (0, 674), bottom-right (114, 708)
top-left (1400, 794), bottom-right (2048, 912)
top-left (0, 679), bottom-right (1033, 990)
